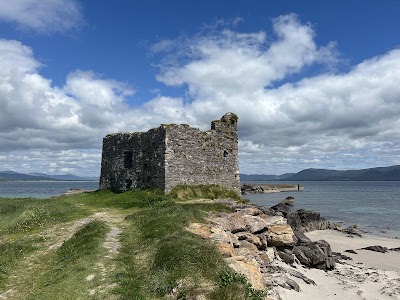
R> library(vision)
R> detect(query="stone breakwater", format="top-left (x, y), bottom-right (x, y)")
top-left (241, 184), bottom-right (304, 194)
top-left (186, 200), bottom-right (336, 298)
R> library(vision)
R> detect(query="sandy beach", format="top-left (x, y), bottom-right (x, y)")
top-left (275, 230), bottom-right (400, 300)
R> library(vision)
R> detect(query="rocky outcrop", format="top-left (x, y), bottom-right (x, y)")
top-left (287, 209), bottom-right (330, 232)
top-left (292, 240), bottom-right (335, 270)
top-left (279, 196), bottom-right (294, 206)
top-left (187, 200), bottom-right (336, 296)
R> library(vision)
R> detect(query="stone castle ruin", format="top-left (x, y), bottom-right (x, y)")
top-left (99, 112), bottom-right (240, 194)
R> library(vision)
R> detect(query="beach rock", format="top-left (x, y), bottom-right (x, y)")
top-left (293, 230), bottom-right (312, 245)
top-left (329, 222), bottom-right (343, 231)
top-left (344, 249), bottom-right (358, 254)
top-left (243, 215), bottom-right (268, 234)
top-left (260, 215), bottom-right (287, 226)
top-left (208, 213), bottom-right (247, 233)
top-left (279, 196), bottom-right (294, 206)
top-left (390, 247), bottom-right (400, 252)
top-left (256, 234), bottom-right (268, 250)
top-left (226, 259), bottom-right (265, 290)
top-left (342, 224), bottom-right (363, 237)
top-left (270, 203), bottom-right (291, 216)
top-left (216, 243), bottom-right (236, 258)
top-left (234, 232), bottom-right (263, 249)
top-left (287, 209), bottom-right (330, 232)
top-left (267, 224), bottom-right (297, 247)
top-left (273, 275), bottom-right (300, 292)
top-left (258, 206), bottom-right (281, 216)
top-left (277, 249), bottom-right (295, 265)
top-left (210, 225), bottom-right (240, 246)
top-left (359, 245), bottom-right (388, 253)
top-left (235, 206), bottom-right (263, 216)
top-left (288, 269), bottom-right (316, 285)
top-left (333, 252), bottom-right (353, 262)
top-left (258, 251), bottom-right (273, 266)
top-left (293, 240), bottom-right (335, 270)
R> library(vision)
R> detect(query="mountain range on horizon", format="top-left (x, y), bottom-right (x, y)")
top-left (0, 170), bottom-right (98, 181)
top-left (241, 165), bottom-right (400, 181)
top-left (2, 165), bottom-right (400, 182)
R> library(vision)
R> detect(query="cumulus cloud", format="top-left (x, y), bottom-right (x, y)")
top-left (0, 0), bottom-right (83, 33)
top-left (1, 14), bottom-right (400, 176)
top-left (153, 14), bottom-right (400, 173)
top-left (0, 39), bottom-right (190, 175)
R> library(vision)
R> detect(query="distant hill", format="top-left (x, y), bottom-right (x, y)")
top-left (0, 171), bottom-right (54, 181)
top-left (0, 171), bottom-right (98, 181)
top-left (240, 165), bottom-right (400, 182)
top-left (285, 165), bottom-right (400, 181)
top-left (240, 173), bottom-right (295, 181)
top-left (29, 173), bottom-right (98, 181)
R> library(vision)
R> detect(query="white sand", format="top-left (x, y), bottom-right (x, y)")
top-left (274, 230), bottom-right (400, 300)
top-left (307, 230), bottom-right (400, 272)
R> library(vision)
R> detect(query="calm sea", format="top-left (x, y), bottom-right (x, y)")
top-left (0, 181), bottom-right (99, 199)
top-left (243, 181), bottom-right (400, 238)
top-left (0, 180), bottom-right (399, 238)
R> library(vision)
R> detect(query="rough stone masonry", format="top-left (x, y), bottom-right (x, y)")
top-left (99, 112), bottom-right (240, 194)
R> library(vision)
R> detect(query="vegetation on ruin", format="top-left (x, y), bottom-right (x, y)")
top-left (0, 186), bottom-right (263, 300)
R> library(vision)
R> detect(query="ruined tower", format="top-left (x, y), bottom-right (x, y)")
top-left (99, 112), bottom-right (240, 194)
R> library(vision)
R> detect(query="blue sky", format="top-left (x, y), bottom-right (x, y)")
top-left (1, 0), bottom-right (400, 176)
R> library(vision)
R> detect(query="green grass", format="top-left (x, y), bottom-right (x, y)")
top-left (114, 200), bottom-right (261, 299)
top-left (0, 238), bottom-right (38, 289)
top-left (62, 189), bottom-right (172, 210)
top-left (22, 220), bottom-right (109, 300)
top-left (0, 197), bottom-right (87, 234)
top-left (169, 184), bottom-right (242, 201)
top-left (0, 186), bottom-right (266, 299)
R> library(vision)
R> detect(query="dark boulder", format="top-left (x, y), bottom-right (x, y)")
top-left (279, 196), bottom-right (294, 206)
top-left (294, 230), bottom-right (312, 245)
top-left (270, 203), bottom-right (291, 216)
top-left (287, 209), bottom-right (330, 232)
top-left (293, 240), bottom-right (335, 270)
top-left (333, 252), bottom-right (353, 262)
top-left (277, 249), bottom-right (295, 265)
top-left (359, 245), bottom-right (388, 253)
top-left (344, 249), bottom-right (358, 254)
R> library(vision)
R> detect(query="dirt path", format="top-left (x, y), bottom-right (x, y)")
top-left (0, 209), bottom-right (128, 300)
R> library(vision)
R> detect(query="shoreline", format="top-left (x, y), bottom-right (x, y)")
top-left (275, 229), bottom-right (400, 299)
top-left (306, 229), bottom-right (400, 272)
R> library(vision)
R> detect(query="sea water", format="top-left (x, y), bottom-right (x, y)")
top-left (1, 180), bottom-right (399, 238)
top-left (243, 181), bottom-right (400, 238)
top-left (0, 181), bottom-right (99, 199)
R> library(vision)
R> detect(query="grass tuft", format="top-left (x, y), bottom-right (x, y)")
top-left (0, 239), bottom-right (37, 289)
top-left (25, 220), bottom-right (109, 299)
top-left (168, 184), bottom-right (241, 201)
top-left (115, 198), bottom-right (255, 299)
top-left (0, 189), bottom-right (261, 299)
top-left (0, 198), bottom-right (87, 234)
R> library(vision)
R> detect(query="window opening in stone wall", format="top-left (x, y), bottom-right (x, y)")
top-left (124, 151), bottom-right (133, 168)
top-left (223, 150), bottom-right (229, 157)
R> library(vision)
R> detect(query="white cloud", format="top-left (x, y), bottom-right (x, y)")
top-left (153, 14), bottom-right (400, 174)
top-left (1, 14), bottom-right (400, 176)
top-left (0, 0), bottom-right (83, 33)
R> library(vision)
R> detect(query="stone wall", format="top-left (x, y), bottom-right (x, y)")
top-left (99, 127), bottom-right (166, 192)
top-left (99, 112), bottom-right (240, 194)
top-left (164, 113), bottom-right (240, 193)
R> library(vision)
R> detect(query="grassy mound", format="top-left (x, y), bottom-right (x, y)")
top-left (0, 187), bottom-right (267, 299)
